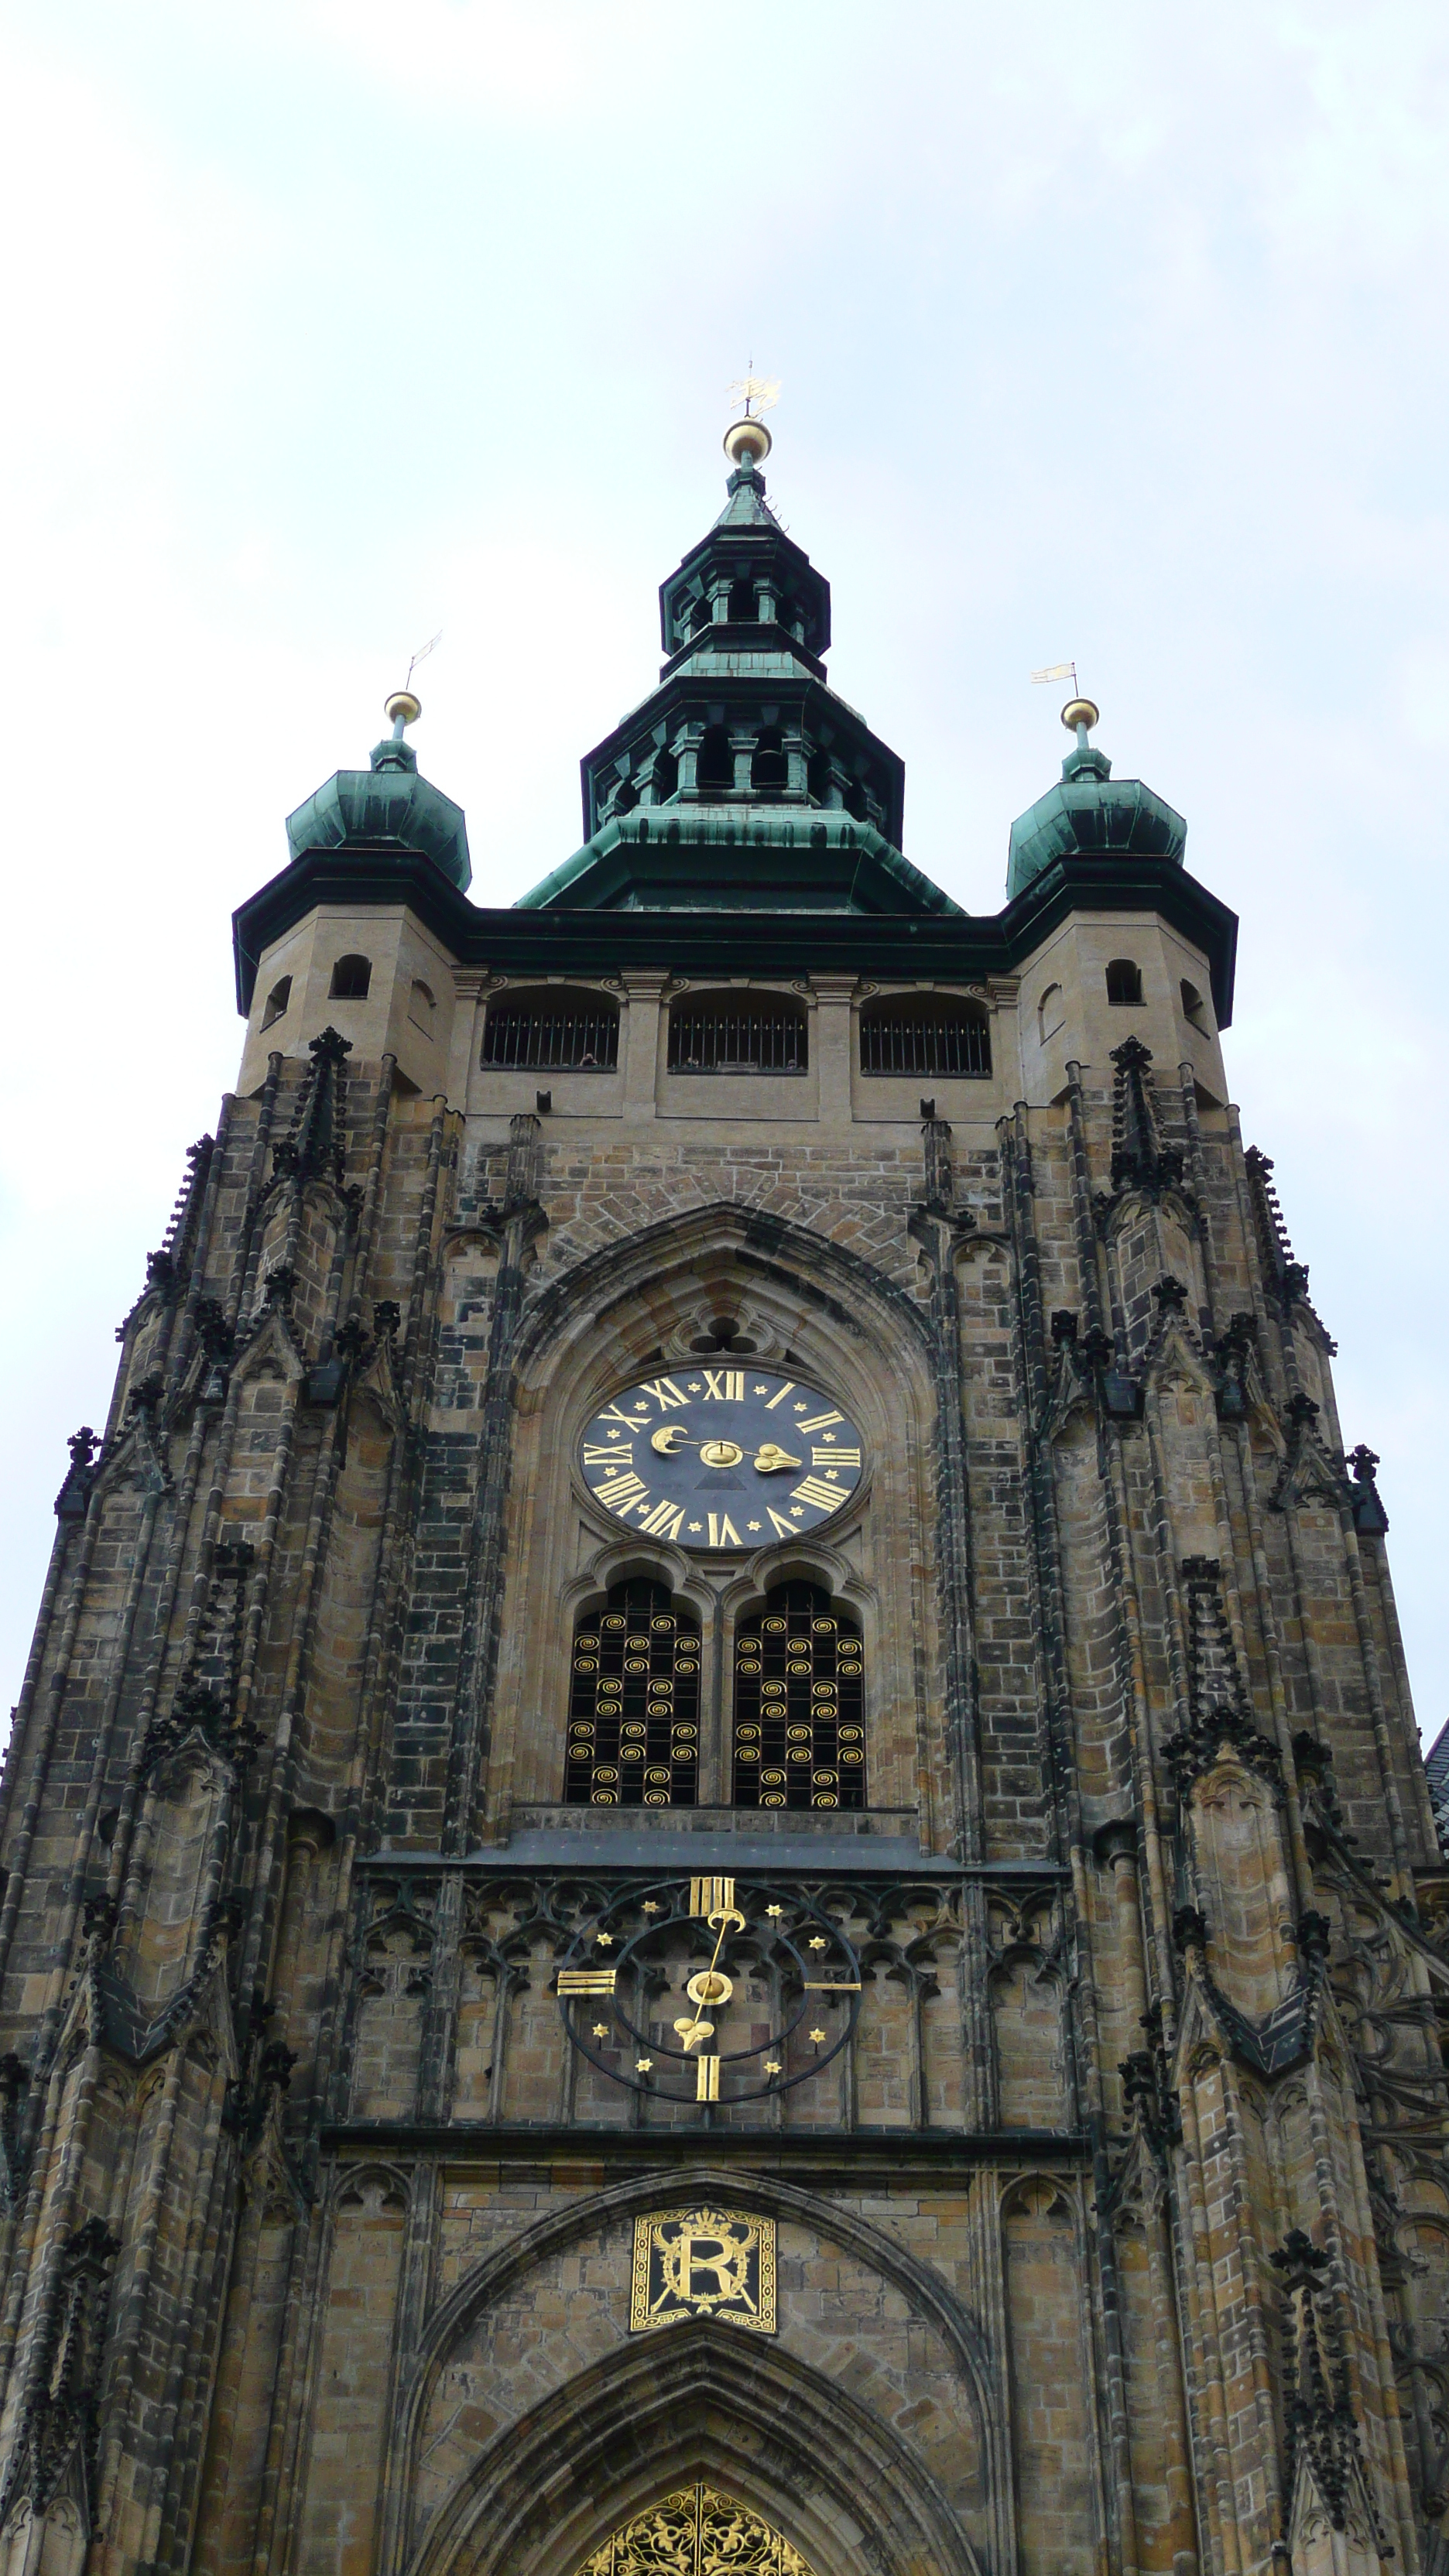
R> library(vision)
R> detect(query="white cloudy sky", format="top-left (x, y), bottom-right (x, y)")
top-left (1, 2), bottom-right (1445, 1747)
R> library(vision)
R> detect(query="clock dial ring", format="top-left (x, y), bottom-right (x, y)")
top-left (556, 1876), bottom-right (863, 2103)
top-left (579, 1369), bottom-right (865, 1553)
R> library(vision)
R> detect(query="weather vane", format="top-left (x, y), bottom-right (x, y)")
top-left (726, 371), bottom-right (781, 422)
top-left (723, 367), bottom-right (780, 471)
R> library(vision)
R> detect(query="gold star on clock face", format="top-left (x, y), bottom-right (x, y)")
top-left (594, 1932), bottom-right (614, 1946)
top-left (764, 2059), bottom-right (782, 2074)
top-left (809, 2028), bottom-right (826, 2044)
top-left (766, 1904), bottom-right (783, 1918)
top-left (635, 2057), bottom-right (653, 2073)
top-left (808, 1936), bottom-right (827, 1951)
top-left (592, 2023), bottom-right (610, 2038)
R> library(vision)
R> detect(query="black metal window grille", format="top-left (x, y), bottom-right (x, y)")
top-left (565, 1578), bottom-right (701, 1808)
top-left (859, 1005), bottom-right (990, 1078)
top-left (481, 998), bottom-right (618, 1071)
top-left (667, 1002), bottom-right (807, 1074)
top-left (732, 1581), bottom-right (865, 1811)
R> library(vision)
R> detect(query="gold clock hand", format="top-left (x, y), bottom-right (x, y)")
top-left (679, 1903), bottom-right (742, 2045)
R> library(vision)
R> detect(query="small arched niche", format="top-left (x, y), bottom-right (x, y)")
top-left (1180, 978), bottom-right (1211, 1033)
top-left (1036, 982), bottom-right (1065, 1043)
top-left (481, 987), bottom-right (619, 1073)
top-left (667, 991), bottom-right (807, 1075)
top-left (408, 979), bottom-right (436, 1033)
top-left (1105, 958), bottom-right (1143, 1007)
top-left (859, 992), bottom-right (991, 1079)
top-left (329, 954), bottom-right (372, 1001)
top-left (261, 974), bottom-right (293, 1030)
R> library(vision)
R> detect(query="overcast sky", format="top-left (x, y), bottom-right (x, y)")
top-left (1, 2), bottom-right (1445, 1749)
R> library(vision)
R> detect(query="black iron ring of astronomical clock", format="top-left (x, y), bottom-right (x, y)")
top-left (555, 1877), bottom-right (863, 2105)
top-left (578, 1368), bottom-right (865, 1552)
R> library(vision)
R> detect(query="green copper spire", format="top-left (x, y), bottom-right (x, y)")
top-left (1006, 695), bottom-right (1185, 901)
top-left (285, 690), bottom-right (471, 892)
top-left (516, 423), bottom-right (957, 916)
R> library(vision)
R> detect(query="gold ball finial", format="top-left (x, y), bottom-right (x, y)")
top-left (724, 416), bottom-right (772, 468)
top-left (385, 689), bottom-right (422, 728)
top-left (1061, 697), bottom-right (1099, 733)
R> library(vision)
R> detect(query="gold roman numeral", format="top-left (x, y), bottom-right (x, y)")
top-left (701, 1368), bottom-right (745, 1401)
top-left (696, 2054), bottom-right (721, 2102)
top-left (796, 1409), bottom-right (844, 1434)
top-left (558, 1968), bottom-right (618, 1995)
top-left (803, 1981), bottom-right (862, 1991)
top-left (762, 1381), bottom-right (796, 1410)
top-left (767, 1509), bottom-right (796, 1538)
top-left (591, 1470), bottom-right (649, 1512)
top-left (637, 1497), bottom-right (685, 1539)
top-left (706, 1513), bottom-right (741, 1549)
top-left (791, 1476), bottom-right (847, 1512)
top-left (639, 1375), bottom-right (690, 1410)
top-left (584, 1443), bottom-right (633, 1465)
top-left (690, 1876), bottom-right (735, 1916)
top-left (813, 1446), bottom-right (859, 1468)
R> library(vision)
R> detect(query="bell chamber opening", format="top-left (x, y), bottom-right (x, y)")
top-left (564, 1577), bottom-right (701, 1807)
top-left (732, 1579), bottom-right (865, 1810)
top-left (576, 2487), bottom-right (819, 2576)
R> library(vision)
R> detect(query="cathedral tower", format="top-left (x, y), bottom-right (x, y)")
top-left (1, 420), bottom-right (1445, 2576)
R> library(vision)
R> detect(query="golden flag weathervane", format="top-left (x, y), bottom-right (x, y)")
top-left (726, 372), bottom-right (781, 421)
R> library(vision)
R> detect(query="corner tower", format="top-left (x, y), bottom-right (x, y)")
top-left (0, 423), bottom-right (1444, 2576)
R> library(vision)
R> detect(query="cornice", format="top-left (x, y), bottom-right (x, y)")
top-left (232, 844), bottom-right (1238, 1023)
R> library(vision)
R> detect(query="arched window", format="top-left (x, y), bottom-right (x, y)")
top-left (733, 1581), bottom-right (865, 1811)
top-left (565, 1578), bottom-right (700, 1807)
top-left (329, 954), bottom-right (372, 1000)
top-left (697, 725), bottom-right (734, 793)
top-left (667, 991), bottom-right (807, 1074)
top-left (1105, 959), bottom-right (1143, 1006)
top-left (1181, 978), bottom-right (1210, 1032)
top-left (260, 975), bottom-right (292, 1030)
top-left (858, 993), bottom-right (991, 1078)
top-left (649, 746), bottom-right (679, 803)
top-left (1038, 983), bottom-right (1065, 1042)
top-left (480, 987), bottom-right (619, 1071)
top-left (728, 580), bottom-right (756, 622)
top-left (751, 727), bottom-right (787, 791)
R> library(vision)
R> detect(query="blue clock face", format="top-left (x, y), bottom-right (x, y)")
top-left (579, 1368), bottom-right (865, 1552)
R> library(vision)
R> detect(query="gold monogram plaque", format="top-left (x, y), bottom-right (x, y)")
top-left (629, 2207), bottom-right (776, 2334)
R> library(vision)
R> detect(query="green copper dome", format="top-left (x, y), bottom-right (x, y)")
top-left (286, 725), bottom-right (471, 893)
top-left (1007, 728), bottom-right (1185, 902)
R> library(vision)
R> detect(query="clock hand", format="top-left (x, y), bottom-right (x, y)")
top-left (752, 1443), bottom-right (801, 1474)
top-left (678, 1901), bottom-right (743, 2047)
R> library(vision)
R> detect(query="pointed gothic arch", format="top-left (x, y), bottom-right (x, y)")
top-left (400, 2324), bottom-right (986, 2576)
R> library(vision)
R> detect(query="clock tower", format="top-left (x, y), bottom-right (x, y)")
top-left (1, 413), bottom-right (1446, 2576)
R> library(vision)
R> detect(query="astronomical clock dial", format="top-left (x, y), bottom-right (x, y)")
top-left (556, 1875), bottom-right (862, 2105)
top-left (579, 1368), bottom-right (864, 1551)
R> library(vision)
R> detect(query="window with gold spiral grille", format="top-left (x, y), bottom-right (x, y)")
top-left (576, 2488), bottom-right (817, 2576)
top-left (565, 1577), bottom-right (700, 1807)
top-left (732, 1580), bottom-right (865, 1810)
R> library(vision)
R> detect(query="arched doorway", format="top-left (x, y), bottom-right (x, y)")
top-left (577, 2489), bottom-right (817, 2576)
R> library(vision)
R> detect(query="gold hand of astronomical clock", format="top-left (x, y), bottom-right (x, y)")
top-left (649, 1424), bottom-right (799, 1475)
top-left (675, 1902), bottom-right (745, 2051)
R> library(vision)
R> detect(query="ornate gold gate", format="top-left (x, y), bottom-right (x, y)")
top-left (575, 2488), bottom-right (818, 2576)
